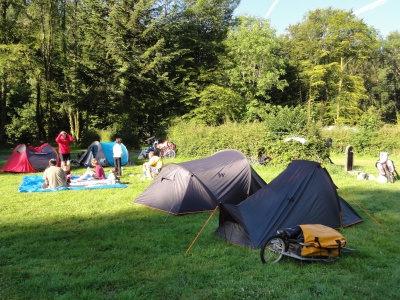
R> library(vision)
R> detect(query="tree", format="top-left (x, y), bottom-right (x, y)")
top-left (0, 0), bottom-right (27, 144)
top-left (284, 8), bottom-right (378, 125)
top-left (223, 16), bottom-right (287, 122)
top-left (381, 31), bottom-right (400, 123)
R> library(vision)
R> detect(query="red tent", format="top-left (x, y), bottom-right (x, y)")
top-left (0, 144), bottom-right (59, 173)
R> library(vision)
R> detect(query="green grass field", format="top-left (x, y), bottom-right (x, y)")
top-left (1, 151), bottom-right (399, 299)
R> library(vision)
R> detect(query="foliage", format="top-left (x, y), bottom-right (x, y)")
top-left (78, 129), bottom-right (100, 148)
top-left (167, 118), bottom-right (331, 165)
top-left (283, 7), bottom-right (377, 125)
top-left (97, 129), bottom-right (113, 142)
top-left (358, 106), bottom-right (384, 131)
top-left (5, 102), bottom-right (40, 145)
top-left (263, 105), bottom-right (308, 138)
top-left (368, 124), bottom-right (400, 155)
top-left (223, 16), bottom-right (287, 116)
top-left (320, 124), bottom-right (400, 155)
top-left (1, 2), bottom-right (400, 147)
top-left (186, 85), bottom-right (244, 125)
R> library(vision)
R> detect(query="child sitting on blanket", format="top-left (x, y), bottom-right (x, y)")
top-left (75, 158), bottom-right (106, 181)
top-left (107, 168), bottom-right (117, 184)
top-left (61, 161), bottom-right (72, 183)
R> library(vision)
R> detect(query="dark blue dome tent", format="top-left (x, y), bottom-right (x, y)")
top-left (214, 160), bottom-right (363, 249)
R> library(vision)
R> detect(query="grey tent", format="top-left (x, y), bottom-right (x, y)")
top-left (214, 160), bottom-right (363, 249)
top-left (134, 149), bottom-right (266, 215)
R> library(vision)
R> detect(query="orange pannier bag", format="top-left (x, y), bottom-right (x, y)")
top-left (299, 224), bottom-right (346, 257)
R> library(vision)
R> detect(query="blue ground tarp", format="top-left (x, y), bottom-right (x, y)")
top-left (18, 175), bottom-right (128, 192)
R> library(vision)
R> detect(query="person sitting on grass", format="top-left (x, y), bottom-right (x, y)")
top-left (75, 158), bottom-right (106, 181)
top-left (142, 151), bottom-right (163, 179)
top-left (42, 158), bottom-right (68, 189)
top-left (61, 161), bottom-right (72, 183)
top-left (107, 168), bottom-right (118, 184)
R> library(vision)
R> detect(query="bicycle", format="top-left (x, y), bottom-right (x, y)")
top-left (376, 152), bottom-right (398, 183)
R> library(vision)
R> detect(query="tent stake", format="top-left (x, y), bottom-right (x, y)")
top-left (185, 206), bottom-right (219, 255)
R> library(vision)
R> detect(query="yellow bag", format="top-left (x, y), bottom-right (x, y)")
top-left (300, 224), bottom-right (346, 257)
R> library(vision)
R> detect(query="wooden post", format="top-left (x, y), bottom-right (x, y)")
top-left (345, 145), bottom-right (354, 172)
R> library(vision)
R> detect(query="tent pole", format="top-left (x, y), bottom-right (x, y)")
top-left (185, 206), bottom-right (219, 255)
top-left (164, 203), bottom-right (176, 222)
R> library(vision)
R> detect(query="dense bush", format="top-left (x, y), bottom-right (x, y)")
top-left (167, 121), bottom-right (269, 158)
top-left (167, 120), bottom-right (331, 165)
top-left (76, 128), bottom-right (139, 151)
top-left (78, 129), bottom-right (101, 148)
top-left (320, 125), bottom-right (400, 156)
top-left (372, 125), bottom-right (400, 155)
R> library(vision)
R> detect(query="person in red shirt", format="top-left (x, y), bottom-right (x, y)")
top-left (56, 131), bottom-right (74, 163)
top-left (75, 158), bottom-right (106, 181)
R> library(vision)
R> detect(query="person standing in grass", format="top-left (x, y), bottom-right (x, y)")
top-left (56, 130), bottom-right (74, 164)
top-left (113, 138), bottom-right (124, 177)
top-left (42, 158), bottom-right (68, 189)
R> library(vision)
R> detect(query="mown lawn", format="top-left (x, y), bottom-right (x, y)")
top-left (0, 151), bottom-right (399, 299)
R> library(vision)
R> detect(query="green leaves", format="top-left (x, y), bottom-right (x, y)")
top-left (284, 7), bottom-right (376, 125)
top-left (224, 16), bottom-right (287, 105)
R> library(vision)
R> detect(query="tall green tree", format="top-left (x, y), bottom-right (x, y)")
top-left (0, 0), bottom-right (26, 144)
top-left (381, 31), bottom-right (400, 123)
top-left (223, 16), bottom-right (287, 122)
top-left (284, 8), bottom-right (378, 125)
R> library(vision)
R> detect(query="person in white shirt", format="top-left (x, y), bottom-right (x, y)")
top-left (113, 138), bottom-right (124, 176)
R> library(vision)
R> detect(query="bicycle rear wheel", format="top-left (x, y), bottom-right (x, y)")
top-left (165, 149), bottom-right (176, 158)
top-left (260, 236), bottom-right (286, 264)
top-left (383, 165), bottom-right (395, 183)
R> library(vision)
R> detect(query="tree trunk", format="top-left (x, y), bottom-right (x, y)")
top-left (336, 57), bottom-right (344, 122)
top-left (0, 75), bottom-right (6, 144)
top-left (36, 81), bottom-right (46, 141)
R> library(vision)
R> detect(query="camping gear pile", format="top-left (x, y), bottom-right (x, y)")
top-left (1, 143), bottom-right (58, 173)
top-left (260, 224), bottom-right (351, 264)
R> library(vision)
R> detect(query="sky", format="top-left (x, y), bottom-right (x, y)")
top-left (234, 0), bottom-right (399, 38)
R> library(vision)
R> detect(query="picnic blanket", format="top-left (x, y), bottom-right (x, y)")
top-left (18, 175), bottom-right (128, 192)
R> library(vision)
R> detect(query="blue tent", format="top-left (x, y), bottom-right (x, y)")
top-left (78, 141), bottom-right (129, 167)
top-left (214, 160), bottom-right (363, 249)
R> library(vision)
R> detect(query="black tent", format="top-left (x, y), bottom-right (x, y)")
top-left (214, 160), bottom-right (363, 249)
top-left (134, 149), bottom-right (266, 215)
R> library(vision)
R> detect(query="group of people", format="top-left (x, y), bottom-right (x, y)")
top-left (42, 131), bottom-right (123, 189)
top-left (42, 129), bottom-right (164, 188)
